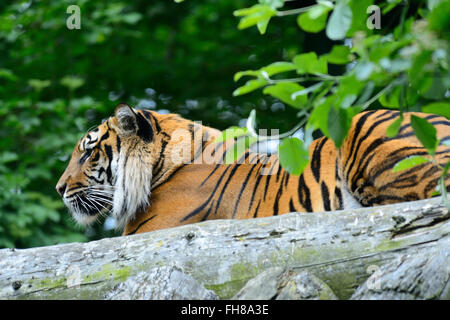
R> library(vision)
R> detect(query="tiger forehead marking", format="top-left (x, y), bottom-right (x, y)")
top-left (56, 105), bottom-right (450, 236)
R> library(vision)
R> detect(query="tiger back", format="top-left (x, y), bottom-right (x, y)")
top-left (55, 105), bottom-right (450, 235)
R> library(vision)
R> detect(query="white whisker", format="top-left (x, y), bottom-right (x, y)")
top-left (88, 194), bottom-right (114, 204)
top-left (73, 196), bottom-right (81, 216)
top-left (77, 194), bottom-right (90, 212)
top-left (86, 185), bottom-right (115, 191)
top-left (85, 196), bottom-right (102, 211)
top-left (86, 189), bottom-right (114, 196)
top-left (88, 196), bottom-right (110, 212)
top-left (64, 180), bottom-right (118, 226)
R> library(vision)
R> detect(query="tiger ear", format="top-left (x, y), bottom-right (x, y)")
top-left (114, 103), bottom-right (154, 142)
top-left (115, 103), bottom-right (137, 134)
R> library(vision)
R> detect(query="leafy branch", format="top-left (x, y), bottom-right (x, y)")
top-left (229, 0), bottom-right (450, 197)
top-left (174, 0), bottom-right (450, 201)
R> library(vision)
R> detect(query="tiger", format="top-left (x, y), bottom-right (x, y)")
top-left (56, 103), bottom-right (450, 235)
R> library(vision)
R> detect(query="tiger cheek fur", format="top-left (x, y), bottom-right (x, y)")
top-left (111, 137), bottom-right (154, 229)
top-left (101, 104), bottom-right (158, 229)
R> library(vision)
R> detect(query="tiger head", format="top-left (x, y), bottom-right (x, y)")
top-left (56, 103), bottom-right (162, 229)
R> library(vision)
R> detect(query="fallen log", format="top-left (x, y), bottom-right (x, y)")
top-left (0, 196), bottom-right (448, 299)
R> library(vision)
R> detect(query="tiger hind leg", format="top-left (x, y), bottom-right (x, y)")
top-left (338, 111), bottom-right (450, 207)
top-left (341, 137), bottom-right (450, 207)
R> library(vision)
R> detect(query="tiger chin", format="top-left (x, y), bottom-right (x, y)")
top-left (57, 103), bottom-right (450, 236)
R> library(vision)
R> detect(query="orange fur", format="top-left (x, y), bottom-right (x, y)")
top-left (56, 105), bottom-right (450, 235)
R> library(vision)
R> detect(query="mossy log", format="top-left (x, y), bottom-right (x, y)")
top-left (0, 197), bottom-right (449, 300)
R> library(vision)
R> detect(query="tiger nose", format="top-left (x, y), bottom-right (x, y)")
top-left (56, 182), bottom-right (67, 197)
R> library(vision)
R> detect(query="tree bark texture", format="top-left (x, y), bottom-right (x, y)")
top-left (0, 197), bottom-right (448, 300)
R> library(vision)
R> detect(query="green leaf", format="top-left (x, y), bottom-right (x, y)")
top-left (234, 5), bottom-right (265, 16)
top-left (379, 85), bottom-right (401, 108)
top-left (122, 12), bottom-right (142, 24)
top-left (297, 4), bottom-right (331, 33)
top-left (278, 137), bottom-right (310, 175)
top-left (233, 79), bottom-right (267, 96)
top-left (419, 76), bottom-right (447, 100)
top-left (428, 1), bottom-right (450, 40)
top-left (326, 1), bottom-right (352, 40)
top-left (0, 68), bottom-right (17, 81)
top-left (428, 0), bottom-right (444, 10)
top-left (323, 45), bottom-right (353, 64)
top-left (315, 56), bottom-right (328, 74)
top-left (256, 0), bottom-right (284, 34)
top-left (354, 61), bottom-right (374, 81)
top-left (257, 19), bottom-right (270, 34)
top-left (327, 106), bottom-right (353, 148)
top-left (259, 0), bottom-right (284, 9)
top-left (234, 4), bottom-right (277, 33)
top-left (215, 127), bottom-right (248, 143)
top-left (256, 1), bottom-right (283, 33)
top-left (386, 114), bottom-right (404, 138)
top-left (247, 109), bottom-right (257, 134)
top-left (317, 0), bottom-right (334, 7)
top-left (421, 102), bottom-right (450, 119)
top-left (409, 51), bottom-right (432, 85)
top-left (293, 53), bottom-right (316, 74)
top-left (234, 70), bottom-right (261, 82)
top-left (410, 115), bottom-right (438, 156)
top-left (392, 156), bottom-right (430, 173)
top-left (291, 82), bottom-right (324, 101)
top-left (60, 76), bottom-right (85, 91)
top-left (346, 0), bottom-right (374, 36)
top-left (234, 62), bottom-right (296, 83)
top-left (263, 82), bottom-right (308, 108)
top-left (354, 81), bottom-right (375, 105)
top-left (307, 95), bottom-right (335, 136)
top-left (28, 79), bottom-right (51, 91)
top-left (404, 85), bottom-right (419, 107)
top-left (0, 151), bottom-right (18, 164)
top-left (334, 75), bottom-right (365, 109)
top-left (293, 52), bottom-right (328, 74)
top-left (261, 62), bottom-right (297, 76)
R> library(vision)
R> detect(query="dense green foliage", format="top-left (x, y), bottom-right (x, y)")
top-left (227, 0), bottom-right (449, 196)
top-left (0, 0), bottom-right (311, 248)
top-left (0, 0), bottom-right (448, 248)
